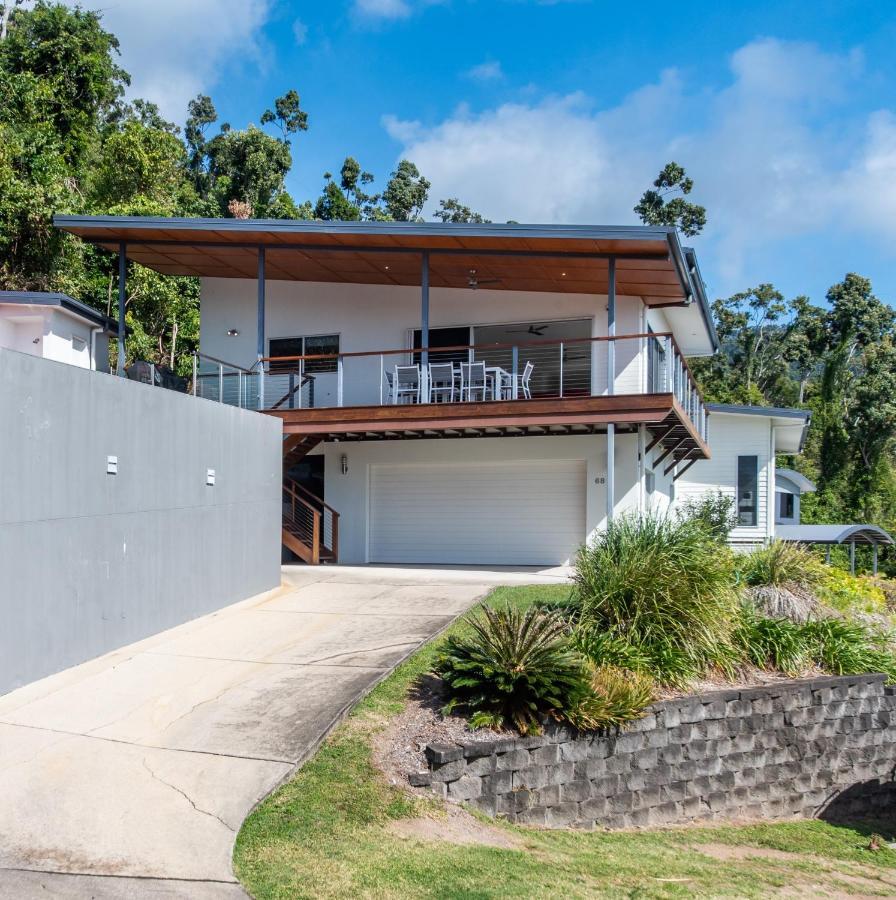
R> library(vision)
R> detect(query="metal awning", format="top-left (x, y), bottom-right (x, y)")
top-left (777, 524), bottom-right (894, 546)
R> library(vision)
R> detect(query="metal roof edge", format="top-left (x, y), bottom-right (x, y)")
top-left (52, 214), bottom-right (678, 243)
top-left (707, 403), bottom-right (811, 421)
top-left (0, 290), bottom-right (119, 332)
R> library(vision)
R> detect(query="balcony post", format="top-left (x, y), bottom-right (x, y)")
top-left (665, 335), bottom-right (673, 392)
top-left (607, 256), bottom-right (616, 395)
top-left (606, 423), bottom-right (615, 524)
top-left (559, 342), bottom-right (564, 398)
top-left (337, 355), bottom-right (344, 407)
top-left (117, 242), bottom-right (126, 376)
top-left (257, 247), bottom-right (266, 362)
top-left (192, 353), bottom-right (197, 396)
top-left (420, 250), bottom-right (430, 368)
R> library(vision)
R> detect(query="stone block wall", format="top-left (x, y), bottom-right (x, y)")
top-left (416, 674), bottom-right (896, 829)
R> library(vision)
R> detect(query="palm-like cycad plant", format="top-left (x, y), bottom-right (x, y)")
top-left (436, 605), bottom-right (590, 735)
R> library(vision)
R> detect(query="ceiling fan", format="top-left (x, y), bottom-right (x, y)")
top-left (507, 324), bottom-right (549, 336)
top-left (467, 268), bottom-right (500, 289)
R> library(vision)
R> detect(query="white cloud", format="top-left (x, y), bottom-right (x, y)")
top-left (292, 18), bottom-right (309, 45)
top-left (353, 0), bottom-right (413, 19)
top-left (385, 38), bottom-right (889, 292)
top-left (351, 0), bottom-right (445, 21)
top-left (465, 60), bottom-right (504, 82)
top-left (61, 0), bottom-right (272, 121)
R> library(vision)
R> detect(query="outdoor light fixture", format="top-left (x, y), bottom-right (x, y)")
top-left (227, 328), bottom-right (240, 336)
top-left (340, 454), bottom-right (348, 475)
top-left (106, 455), bottom-right (118, 475)
top-left (206, 468), bottom-right (216, 486)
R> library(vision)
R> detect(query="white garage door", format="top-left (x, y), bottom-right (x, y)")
top-left (369, 459), bottom-right (586, 565)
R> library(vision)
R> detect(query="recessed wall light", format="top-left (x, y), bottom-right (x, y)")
top-left (384, 265), bottom-right (390, 270)
top-left (561, 272), bottom-right (567, 277)
top-left (227, 328), bottom-right (239, 337)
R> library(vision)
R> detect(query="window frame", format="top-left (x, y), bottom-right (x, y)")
top-left (736, 455), bottom-right (759, 527)
top-left (268, 334), bottom-right (340, 375)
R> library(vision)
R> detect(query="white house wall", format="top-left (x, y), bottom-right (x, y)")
top-left (318, 433), bottom-right (640, 565)
top-left (674, 412), bottom-right (773, 544)
top-left (200, 278), bottom-right (647, 402)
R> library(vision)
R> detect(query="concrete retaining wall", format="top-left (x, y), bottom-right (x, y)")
top-left (418, 674), bottom-right (896, 828)
top-left (0, 348), bottom-right (282, 694)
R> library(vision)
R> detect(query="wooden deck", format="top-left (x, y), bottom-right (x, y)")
top-left (265, 393), bottom-right (710, 464)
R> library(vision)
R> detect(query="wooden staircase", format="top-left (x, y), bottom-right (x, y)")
top-left (281, 436), bottom-right (339, 565)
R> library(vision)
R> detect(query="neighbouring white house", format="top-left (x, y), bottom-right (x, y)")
top-left (0, 290), bottom-right (119, 371)
top-left (52, 216), bottom-right (838, 567)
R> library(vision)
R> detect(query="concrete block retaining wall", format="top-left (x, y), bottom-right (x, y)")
top-left (417, 674), bottom-right (896, 829)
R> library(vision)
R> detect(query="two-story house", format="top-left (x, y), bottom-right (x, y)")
top-left (54, 216), bottom-right (814, 567)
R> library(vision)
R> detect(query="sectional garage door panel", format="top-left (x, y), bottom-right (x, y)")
top-left (369, 459), bottom-right (586, 565)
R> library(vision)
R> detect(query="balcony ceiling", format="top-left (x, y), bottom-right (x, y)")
top-left (54, 216), bottom-right (694, 304)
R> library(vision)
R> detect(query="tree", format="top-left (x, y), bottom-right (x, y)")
top-left (381, 160), bottom-right (430, 221)
top-left (433, 198), bottom-right (491, 223)
top-left (260, 89), bottom-right (308, 140)
top-left (634, 162), bottom-right (706, 237)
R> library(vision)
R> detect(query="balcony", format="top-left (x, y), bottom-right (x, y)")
top-left (192, 331), bottom-right (710, 469)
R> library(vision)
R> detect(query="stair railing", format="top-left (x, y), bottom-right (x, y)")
top-left (282, 476), bottom-right (339, 563)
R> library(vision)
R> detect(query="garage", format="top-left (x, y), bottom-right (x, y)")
top-left (368, 459), bottom-right (587, 565)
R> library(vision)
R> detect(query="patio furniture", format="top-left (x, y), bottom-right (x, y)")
top-left (487, 366), bottom-right (513, 400)
top-left (427, 362), bottom-right (456, 403)
top-left (393, 365), bottom-right (421, 404)
top-left (460, 361), bottom-right (487, 402)
top-left (518, 361), bottom-right (534, 399)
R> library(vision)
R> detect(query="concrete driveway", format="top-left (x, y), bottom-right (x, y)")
top-left (0, 565), bottom-right (569, 898)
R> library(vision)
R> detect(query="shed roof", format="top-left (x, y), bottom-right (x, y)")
top-left (777, 524), bottom-right (894, 546)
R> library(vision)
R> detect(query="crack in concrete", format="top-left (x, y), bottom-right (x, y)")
top-left (0, 719), bottom-right (294, 766)
top-left (141, 757), bottom-right (235, 833)
top-left (305, 640), bottom-right (421, 666)
top-left (0, 864), bottom-right (240, 885)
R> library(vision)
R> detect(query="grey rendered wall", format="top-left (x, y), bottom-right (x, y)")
top-left (0, 347), bottom-right (282, 695)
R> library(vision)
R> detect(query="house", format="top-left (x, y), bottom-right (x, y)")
top-left (52, 215), bottom-right (837, 567)
top-left (675, 404), bottom-right (812, 548)
top-left (0, 290), bottom-right (118, 370)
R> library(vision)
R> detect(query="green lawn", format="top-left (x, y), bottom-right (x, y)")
top-left (234, 585), bottom-right (896, 899)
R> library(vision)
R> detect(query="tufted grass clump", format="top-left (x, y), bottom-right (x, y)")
top-left (573, 512), bottom-right (739, 682)
top-left (737, 540), bottom-right (826, 589)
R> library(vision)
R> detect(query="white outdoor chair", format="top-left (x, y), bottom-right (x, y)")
top-left (382, 368), bottom-right (395, 404)
top-left (459, 361), bottom-right (487, 402)
top-left (427, 362), bottom-right (455, 403)
top-left (393, 365), bottom-right (421, 404)
top-left (510, 361), bottom-right (534, 399)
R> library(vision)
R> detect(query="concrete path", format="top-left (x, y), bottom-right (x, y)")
top-left (0, 565), bottom-right (569, 898)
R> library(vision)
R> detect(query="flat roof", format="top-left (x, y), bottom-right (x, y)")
top-left (707, 403), bottom-right (810, 422)
top-left (0, 290), bottom-right (119, 332)
top-left (53, 215), bottom-right (718, 350)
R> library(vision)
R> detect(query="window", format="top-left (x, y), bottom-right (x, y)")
top-left (269, 335), bottom-right (339, 374)
top-left (411, 326), bottom-right (471, 365)
top-left (779, 492), bottom-right (795, 520)
top-left (737, 456), bottom-right (759, 526)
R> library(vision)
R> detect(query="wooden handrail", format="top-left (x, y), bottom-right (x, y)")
top-left (290, 478), bottom-right (340, 519)
top-left (258, 331), bottom-right (670, 365)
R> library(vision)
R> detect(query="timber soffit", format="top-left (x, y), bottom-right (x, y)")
top-left (53, 215), bottom-right (719, 350)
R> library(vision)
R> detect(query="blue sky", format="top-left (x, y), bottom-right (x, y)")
top-left (73, 0), bottom-right (896, 307)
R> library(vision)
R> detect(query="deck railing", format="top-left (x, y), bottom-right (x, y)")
top-left (189, 332), bottom-right (708, 441)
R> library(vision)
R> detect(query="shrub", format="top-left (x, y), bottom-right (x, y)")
top-left (566, 664), bottom-right (654, 731)
top-left (734, 606), bottom-right (810, 676)
top-left (436, 605), bottom-right (591, 735)
top-left (802, 619), bottom-right (896, 681)
top-left (573, 512), bottom-right (739, 679)
top-left (574, 626), bottom-right (701, 688)
top-left (736, 541), bottom-right (825, 589)
top-left (677, 490), bottom-right (737, 542)
top-left (816, 569), bottom-right (889, 617)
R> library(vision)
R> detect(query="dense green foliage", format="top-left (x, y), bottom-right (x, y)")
top-left (0, 2), bottom-right (482, 375)
top-left (436, 604), bottom-right (592, 735)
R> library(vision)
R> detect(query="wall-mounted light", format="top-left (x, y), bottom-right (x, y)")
top-left (206, 468), bottom-right (216, 486)
top-left (227, 328), bottom-right (240, 337)
top-left (107, 455), bottom-right (118, 475)
top-left (340, 454), bottom-right (348, 475)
